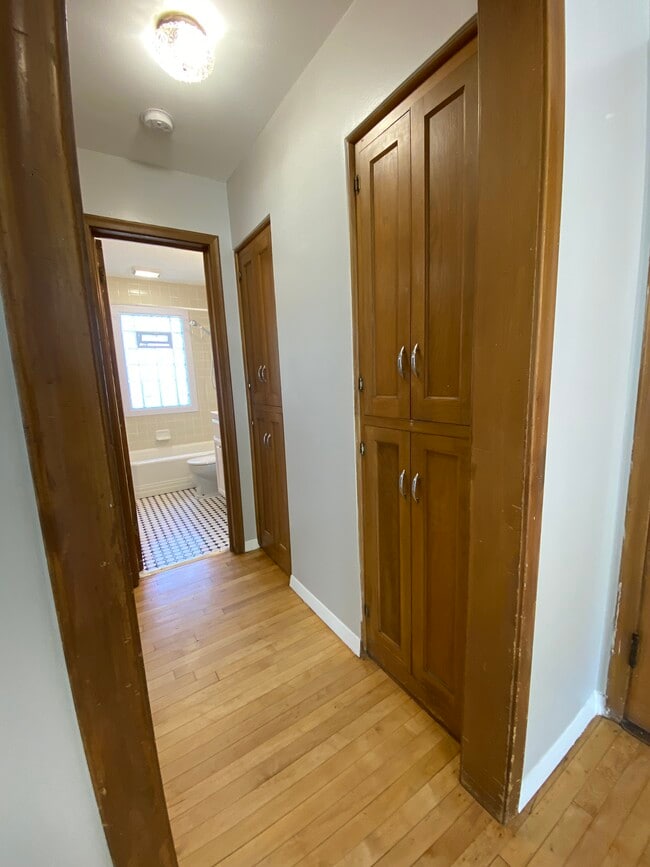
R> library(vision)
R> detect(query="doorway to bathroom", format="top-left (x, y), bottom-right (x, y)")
top-left (85, 215), bottom-right (245, 584)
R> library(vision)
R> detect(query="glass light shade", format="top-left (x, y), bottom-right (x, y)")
top-left (152, 13), bottom-right (215, 83)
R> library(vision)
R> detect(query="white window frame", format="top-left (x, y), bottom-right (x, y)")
top-left (111, 304), bottom-right (199, 417)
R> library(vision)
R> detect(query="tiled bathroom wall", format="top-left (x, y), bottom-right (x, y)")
top-left (107, 276), bottom-right (217, 451)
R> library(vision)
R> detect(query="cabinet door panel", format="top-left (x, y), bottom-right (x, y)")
top-left (237, 224), bottom-right (282, 407)
top-left (357, 112), bottom-right (411, 420)
top-left (251, 405), bottom-right (291, 575)
top-left (411, 432), bottom-right (469, 737)
top-left (411, 51), bottom-right (477, 424)
top-left (362, 425), bottom-right (411, 676)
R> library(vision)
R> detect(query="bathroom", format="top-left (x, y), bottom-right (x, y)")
top-left (102, 237), bottom-right (229, 571)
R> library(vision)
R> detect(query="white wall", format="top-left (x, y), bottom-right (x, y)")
top-left (76, 148), bottom-right (257, 543)
top-left (227, 0), bottom-right (477, 636)
top-left (522, 0), bottom-right (650, 806)
top-left (0, 300), bottom-right (112, 865)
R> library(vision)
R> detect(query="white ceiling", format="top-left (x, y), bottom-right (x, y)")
top-left (66, 0), bottom-right (353, 180)
top-left (102, 239), bottom-right (206, 284)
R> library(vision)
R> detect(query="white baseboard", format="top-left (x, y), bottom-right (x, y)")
top-left (289, 574), bottom-right (361, 656)
top-left (245, 538), bottom-right (260, 552)
top-left (519, 690), bottom-right (604, 811)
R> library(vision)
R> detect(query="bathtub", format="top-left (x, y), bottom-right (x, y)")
top-left (130, 441), bottom-right (214, 499)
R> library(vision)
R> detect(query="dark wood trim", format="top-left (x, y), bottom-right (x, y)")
top-left (607, 266), bottom-right (650, 718)
top-left (461, 0), bottom-right (565, 822)
top-left (84, 213), bottom-right (216, 250)
top-left (233, 214), bottom-right (271, 254)
top-left (84, 215), bottom-right (246, 556)
top-left (0, 2), bottom-right (177, 863)
top-left (346, 2), bottom-right (565, 822)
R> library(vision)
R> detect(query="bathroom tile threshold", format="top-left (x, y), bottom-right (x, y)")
top-left (137, 487), bottom-right (230, 572)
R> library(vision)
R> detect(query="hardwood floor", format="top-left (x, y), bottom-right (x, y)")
top-left (136, 550), bottom-right (650, 866)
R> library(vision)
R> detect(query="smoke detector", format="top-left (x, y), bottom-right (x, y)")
top-left (140, 108), bottom-right (174, 133)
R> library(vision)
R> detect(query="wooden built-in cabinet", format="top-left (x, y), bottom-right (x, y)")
top-left (236, 222), bottom-right (291, 575)
top-left (355, 43), bottom-right (477, 738)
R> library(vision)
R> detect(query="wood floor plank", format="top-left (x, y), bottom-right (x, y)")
top-left (601, 777), bottom-right (650, 866)
top-left (186, 705), bottom-right (427, 866)
top-left (499, 719), bottom-right (619, 866)
top-left (566, 750), bottom-right (650, 866)
top-left (526, 802), bottom-right (592, 866)
top-left (132, 551), bottom-right (650, 867)
top-left (336, 757), bottom-right (462, 866)
top-left (414, 800), bottom-right (491, 864)
top-left (573, 728), bottom-right (641, 818)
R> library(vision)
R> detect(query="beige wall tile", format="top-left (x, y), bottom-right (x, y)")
top-left (108, 276), bottom-right (218, 452)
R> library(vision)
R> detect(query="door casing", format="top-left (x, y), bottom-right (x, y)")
top-left (0, 1), bottom-right (564, 862)
top-left (85, 214), bottom-right (246, 559)
top-left (347, 4), bottom-right (566, 823)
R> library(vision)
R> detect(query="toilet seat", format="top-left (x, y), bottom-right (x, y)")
top-left (188, 454), bottom-right (216, 467)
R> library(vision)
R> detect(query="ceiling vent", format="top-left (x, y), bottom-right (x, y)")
top-left (140, 108), bottom-right (174, 133)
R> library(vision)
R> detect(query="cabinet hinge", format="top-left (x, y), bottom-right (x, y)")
top-left (358, 375), bottom-right (364, 392)
top-left (359, 441), bottom-right (366, 456)
top-left (629, 632), bottom-right (641, 669)
top-left (354, 175), bottom-right (360, 194)
top-left (363, 603), bottom-right (370, 618)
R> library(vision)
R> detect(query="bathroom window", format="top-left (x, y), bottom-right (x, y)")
top-left (112, 305), bottom-right (198, 416)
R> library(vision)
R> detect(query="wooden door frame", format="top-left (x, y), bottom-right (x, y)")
top-left (0, 2), bottom-right (177, 863)
top-left (347, 1), bottom-right (565, 822)
top-left (0, 1), bottom-right (564, 863)
top-left (233, 215), bottom-right (270, 552)
top-left (85, 214), bottom-right (245, 558)
top-left (607, 266), bottom-right (650, 721)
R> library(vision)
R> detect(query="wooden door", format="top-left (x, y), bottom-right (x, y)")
top-left (251, 404), bottom-right (291, 575)
top-left (410, 432), bottom-right (470, 737)
top-left (411, 50), bottom-right (478, 425)
top-left (625, 533), bottom-right (650, 734)
top-left (91, 238), bottom-right (142, 585)
top-left (356, 112), bottom-right (411, 420)
top-left (362, 425), bottom-right (412, 679)
top-left (236, 223), bottom-right (282, 408)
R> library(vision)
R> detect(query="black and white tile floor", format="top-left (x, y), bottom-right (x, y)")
top-left (137, 488), bottom-right (230, 572)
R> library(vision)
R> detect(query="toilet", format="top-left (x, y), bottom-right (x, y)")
top-left (187, 453), bottom-right (219, 497)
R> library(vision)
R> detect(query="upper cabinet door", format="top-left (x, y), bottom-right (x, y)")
top-left (357, 112), bottom-right (412, 420)
top-left (237, 223), bottom-right (283, 408)
top-left (410, 51), bottom-right (478, 425)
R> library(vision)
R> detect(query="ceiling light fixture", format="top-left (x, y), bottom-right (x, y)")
top-left (151, 11), bottom-right (217, 83)
top-left (133, 268), bottom-right (160, 279)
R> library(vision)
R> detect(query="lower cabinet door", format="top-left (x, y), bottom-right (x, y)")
top-left (410, 432), bottom-right (470, 738)
top-left (252, 405), bottom-right (291, 575)
top-left (362, 425), bottom-right (412, 679)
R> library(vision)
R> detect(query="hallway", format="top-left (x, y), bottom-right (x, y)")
top-left (136, 552), bottom-right (650, 866)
